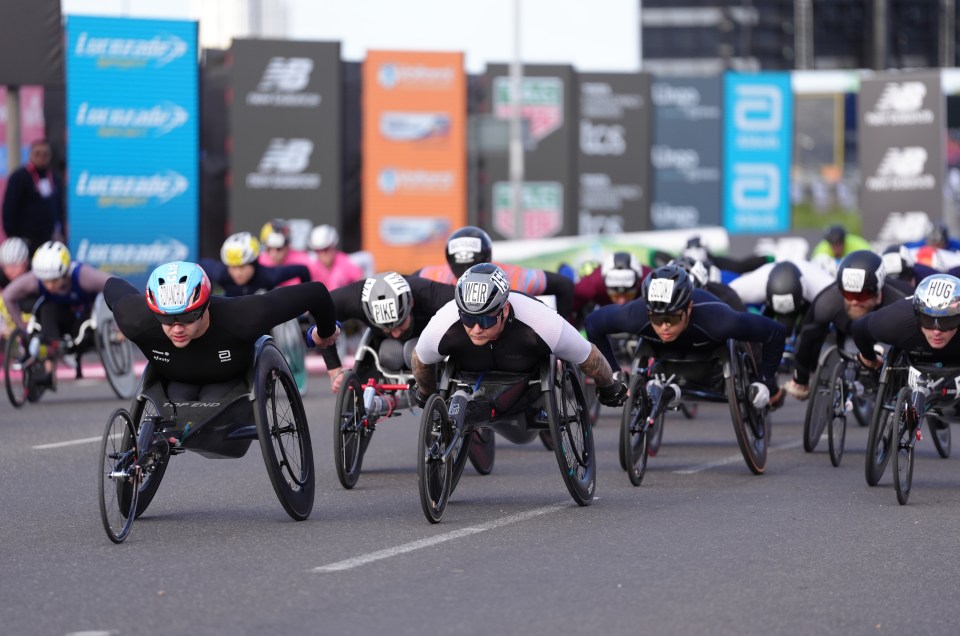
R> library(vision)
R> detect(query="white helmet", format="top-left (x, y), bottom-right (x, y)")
top-left (32, 240), bottom-right (71, 280)
top-left (310, 224), bottom-right (339, 251)
top-left (220, 232), bottom-right (260, 266)
top-left (0, 237), bottom-right (29, 266)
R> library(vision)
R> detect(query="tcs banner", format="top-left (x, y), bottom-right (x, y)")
top-left (66, 16), bottom-right (198, 287)
top-left (722, 73), bottom-right (793, 234)
top-left (362, 51), bottom-right (466, 274)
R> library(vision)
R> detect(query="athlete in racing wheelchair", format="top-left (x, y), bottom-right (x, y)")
top-left (97, 261), bottom-right (339, 543)
top-left (410, 263), bottom-right (627, 523)
top-left (585, 265), bottom-right (786, 485)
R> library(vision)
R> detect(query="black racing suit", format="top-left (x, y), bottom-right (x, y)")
top-left (852, 297), bottom-right (960, 367)
top-left (199, 258), bottom-right (311, 297)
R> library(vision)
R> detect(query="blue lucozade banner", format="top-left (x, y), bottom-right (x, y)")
top-left (722, 72), bottom-right (793, 234)
top-left (66, 16), bottom-right (198, 287)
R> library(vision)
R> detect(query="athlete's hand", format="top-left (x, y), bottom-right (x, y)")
top-left (749, 382), bottom-right (771, 409)
top-left (597, 380), bottom-right (628, 407)
top-left (783, 379), bottom-right (810, 401)
top-left (311, 322), bottom-right (341, 349)
top-left (328, 367), bottom-right (347, 393)
top-left (859, 353), bottom-right (883, 371)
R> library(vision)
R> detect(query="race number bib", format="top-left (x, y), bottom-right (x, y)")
top-left (646, 279), bottom-right (675, 303)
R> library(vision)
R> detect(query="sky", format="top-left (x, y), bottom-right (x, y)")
top-left (60, 0), bottom-right (640, 73)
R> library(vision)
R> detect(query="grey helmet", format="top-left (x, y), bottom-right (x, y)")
top-left (361, 272), bottom-right (413, 329)
top-left (455, 263), bottom-right (511, 316)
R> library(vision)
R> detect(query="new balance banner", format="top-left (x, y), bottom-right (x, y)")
top-left (481, 64), bottom-right (578, 240)
top-left (230, 39), bottom-right (341, 236)
top-left (362, 50), bottom-right (466, 273)
top-left (858, 72), bottom-right (944, 241)
top-left (577, 72), bottom-right (652, 233)
top-left (651, 76), bottom-right (723, 229)
top-left (722, 72), bottom-right (793, 234)
top-left (66, 16), bottom-right (198, 287)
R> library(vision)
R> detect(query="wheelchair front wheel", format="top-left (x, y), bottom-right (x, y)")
top-left (98, 409), bottom-right (139, 544)
top-left (892, 387), bottom-right (915, 505)
top-left (803, 348), bottom-right (840, 453)
top-left (827, 363), bottom-right (847, 468)
top-left (727, 342), bottom-right (768, 475)
top-left (620, 373), bottom-right (650, 487)
top-left (333, 371), bottom-right (369, 489)
top-left (254, 342), bottom-right (314, 520)
top-left (865, 386), bottom-right (896, 487)
top-left (4, 328), bottom-right (29, 408)
top-left (417, 394), bottom-right (453, 523)
top-left (129, 396), bottom-right (170, 518)
top-left (547, 359), bottom-right (595, 505)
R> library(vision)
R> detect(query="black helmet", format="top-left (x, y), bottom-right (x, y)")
top-left (824, 224), bottom-right (846, 246)
top-left (670, 255), bottom-right (710, 288)
top-left (361, 272), bottom-right (413, 330)
top-left (446, 226), bottom-right (492, 278)
top-left (882, 244), bottom-right (912, 280)
top-left (456, 263), bottom-right (511, 316)
top-left (642, 265), bottom-right (693, 314)
top-left (765, 262), bottom-right (804, 317)
top-left (927, 221), bottom-right (949, 248)
top-left (837, 250), bottom-right (885, 295)
top-left (601, 251), bottom-right (642, 294)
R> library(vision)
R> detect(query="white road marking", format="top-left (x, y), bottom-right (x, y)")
top-left (313, 504), bottom-right (566, 573)
top-left (672, 440), bottom-right (805, 474)
top-left (33, 436), bottom-right (103, 450)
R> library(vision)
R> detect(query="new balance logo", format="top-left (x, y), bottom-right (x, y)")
top-left (246, 57), bottom-right (322, 107)
top-left (865, 81), bottom-right (934, 127)
top-left (865, 147), bottom-right (935, 192)
top-left (246, 139), bottom-right (321, 190)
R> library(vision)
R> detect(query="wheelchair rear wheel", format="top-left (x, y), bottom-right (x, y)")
top-left (94, 293), bottom-right (136, 400)
top-left (418, 394), bottom-right (454, 523)
top-left (254, 341), bottom-right (314, 520)
top-left (4, 328), bottom-right (29, 408)
top-left (547, 359), bottom-right (595, 505)
top-left (727, 342), bottom-right (768, 475)
top-left (620, 373), bottom-right (650, 486)
top-left (827, 362), bottom-right (847, 468)
top-left (271, 318), bottom-right (308, 395)
top-left (334, 370), bottom-right (369, 489)
top-left (98, 408), bottom-right (139, 544)
top-left (129, 395), bottom-right (170, 518)
top-left (892, 387), bottom-right (915, 505)
top-left (803, 347), bottom-right (840, 453)
top-left (865, 387), bottom-right (897, 487)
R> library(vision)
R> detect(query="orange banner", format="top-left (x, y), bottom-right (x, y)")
top-left (362, 51), bottom-right (466, 274)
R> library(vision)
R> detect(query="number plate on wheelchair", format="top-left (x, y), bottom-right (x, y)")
top-left (908, 366), bottom-right (920, 389)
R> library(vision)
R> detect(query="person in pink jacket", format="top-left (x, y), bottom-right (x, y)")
top-left (308, 224), bottom-right (363, 291)
top-left (257, 218), bottom-right (316, 288)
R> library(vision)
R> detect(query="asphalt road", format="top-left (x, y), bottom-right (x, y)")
top-left (3, 373), bottom-right (960, 636)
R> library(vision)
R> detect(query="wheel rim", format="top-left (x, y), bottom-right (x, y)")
top-left (4, 332), bottom-right (29, 407)
top-left (894, 404), bottom-right (914, 504)
top-left (99, 410), bottom-right (138, 543)
top-left (557, 366), bottom-right (591, 483)
top-left (420, 397), bottom-right (451, 520)
top-left (266, 370), bottom-right (309, 490)
top-left (335, 374), bottom-right (365, 487)
top-left (828, 369), bottom-right (847, 466)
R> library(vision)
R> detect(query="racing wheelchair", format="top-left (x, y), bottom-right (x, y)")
top-left (620, 338), bottom-right (770, 486)
top-left (864, 348), bottom-right (953, 500)
top-left (417, 355), bottom-right (593, 523)
top-left (802, 342), bottom-right (877, 467)
top-left (98, 335), bottom-right (313, 543)
top-left (5, 294), bottom-right (136, 407)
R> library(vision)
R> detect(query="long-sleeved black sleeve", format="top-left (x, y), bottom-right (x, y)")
top-left (543, 271), bottom-right (574, 320)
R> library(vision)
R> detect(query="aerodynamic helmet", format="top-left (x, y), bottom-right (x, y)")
top-left (31, 240), bottom-right (70, 281)
top-left (220, 232), bottom-right (260, 266)
top-left (309, 224), bottom-right (339, 251)
top-left (145, 261), bottom-right (212, 319)
top-left (0, 237), bottom-right (29, 266)
top-left (260, 218), bottom-right (290, 249)
top-left (455, 262), bottom-right (511, 316)
top-left (837, 250), bottom-right (884, 295)
top-left (361, 272), bottom-right (413, 330)
top-left (446, 226), bottom-right (493, 278)
top-left (765, 261), bottom-right (804, 316)
top-left (914, 274), bottom-right (960, 330)
top-left (642, 265), bottom-right (693, 314)
top-left (600, 251), bottom-right (642, 294)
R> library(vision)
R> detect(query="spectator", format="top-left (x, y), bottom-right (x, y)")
top-left (2, 140), bottom-right (66, 255)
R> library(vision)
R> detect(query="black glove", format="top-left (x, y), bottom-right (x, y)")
top-left (596, 380), bottom-right (628, 407)
top-left (411, 384), bottom-right (430, 408)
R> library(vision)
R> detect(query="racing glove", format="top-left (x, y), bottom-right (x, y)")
top-left (597, 380), bottom-right (628, 407)
top-left (749, 382), bottom-right (771, 409)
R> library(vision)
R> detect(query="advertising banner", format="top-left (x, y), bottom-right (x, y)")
top-left (858, 72), bottom-right (944, 241)
top-left (362, 50), bottom-right (466, 273)
top-left (722, 72), bottom-right (793, 234)
top-left (577, 72), bottom-right (651, 234)
top-left (230, 39), bottom-right (341, 237)
top-left (0, 86), bottom-right (46, 223)
top-left (66, 16), bottom-right (198, 287)
top-left (481, 64), bottom-right (578, 240)
top-left (650, 76), bottom-right (723, 229)
top-left (0, 0), bottom-right (63, 85)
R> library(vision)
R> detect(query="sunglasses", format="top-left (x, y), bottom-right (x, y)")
top-left (460, 310), bottom-right (502, 329)
top-left (841, 289), bottom-right (876, 303)
top-left (918, 313), bottom-right (960, 331)
top-left (649, 311), bottom-right (685, 327)
top-left (155, 306), bottom-right (206, 326)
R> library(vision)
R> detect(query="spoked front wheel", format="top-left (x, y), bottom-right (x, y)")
top-left (418, 394), bottom-right (454, 523)
top-left (892, 387), bottom-right (916, 505)
top-left (333, 371), bottom-right (370, 489)
top-left (98, 409), bottom-right (139, 544)
top-left (827, 363), bottom-right (847, 467)
top-left (129, 396), bottom-right (170, 518)
top-left (727, 342), bottom-right (768, 475)
top-left (547, 359), bottom-right (595, 505)
top-left (865, 387), bottom-right (897, 486)
top-left (254, 342), bottom-right (314, 520)
top-left (620, 374), bottom-right (650, 487)
top-left (803, 348), bottom-right (840, 453)
top-left (4, 328), bottom-right (29, 408)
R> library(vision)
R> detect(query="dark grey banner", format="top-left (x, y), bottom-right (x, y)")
top-left (479, 64), bottom-right (578, 240)
top-left (650, 76), bottom-right (723, 229)
top-left (577, 72), bottom-right (651, 233)
top-left (0, 0), bottom-right (63, 85)
top-left (230, 39), bottom-right (341, 235)
top-left (859, 71), bottom-right (944, 241)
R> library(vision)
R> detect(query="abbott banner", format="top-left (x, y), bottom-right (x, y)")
top-left (722, 72), bottom-right (793, 234)
top-left (231, 39), bottom-right (341, 235)
top-left (859, 72), bottom-right (944, 241)
top-left (66, 16), bottom-right (198, 287)
top-left (362, 51), bottom-right (466, 273)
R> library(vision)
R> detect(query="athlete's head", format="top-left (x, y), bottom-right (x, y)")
top-left (361, 272), bottom-right (414, 339)
top-left (926, 221), bottom-right (949, 249)
top-left (765, 261), bottom-right (805, 331)
top-left (913, 273), bottom-right (960, 349)
top-left (310, 224), bottom-right (340, 267)
top-left (446, 226), bottom-right (492, 278)
top-left (837, 250), bottom-right (884, 320)
top-left (642, 265), bottom-right (694, 342)
top-left (825, 224), bottom-right (847, 258)
top-left (0, 237), bottom-right (30, 280)
top-left (260, 218), bottom-right (290, 265)
top-left (220, 232), bottom-right (260, 286)
top-left (455, 262), bottom-right (510, 345)
top-left (145, 261), bottom-right (213, 348)
top-left (601, 251), bottom-right (642, 304)
top-left (31, 240), bottom-right (71, 294)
